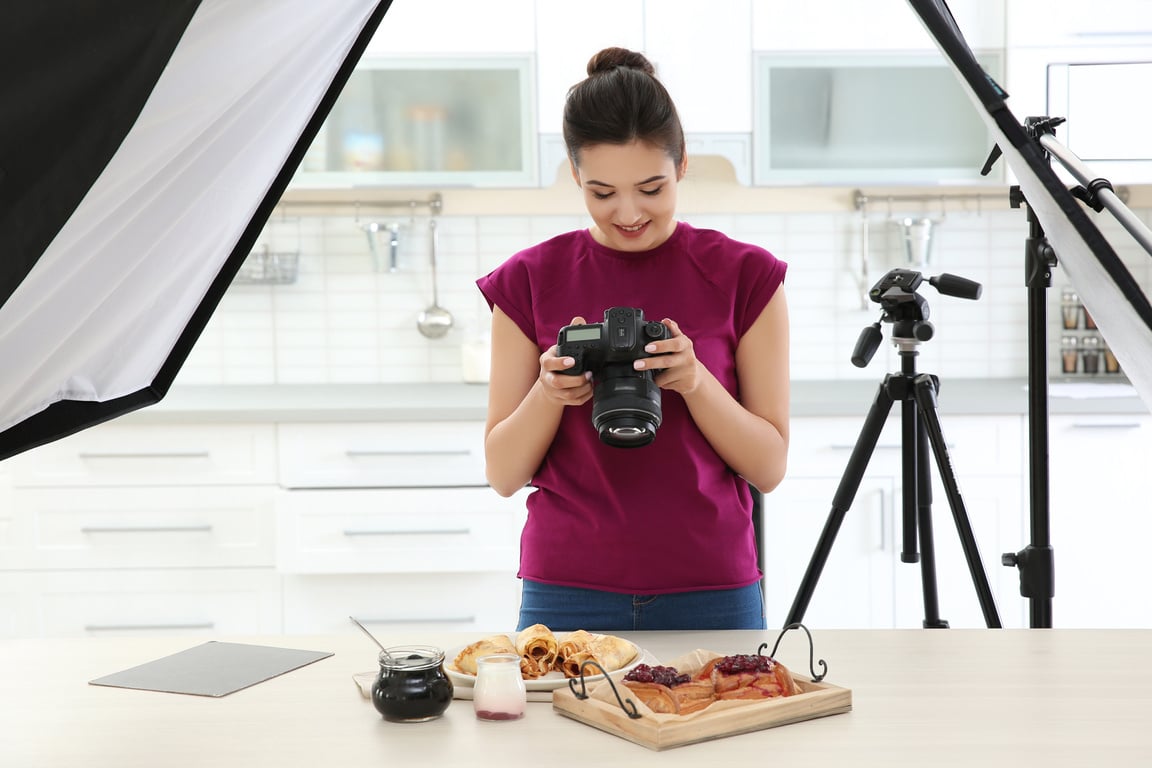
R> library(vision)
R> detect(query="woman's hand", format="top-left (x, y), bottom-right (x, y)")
top-left (538, 316), bottom-right (594, 407)
top-left (634, 317), bottom-right (702, 395)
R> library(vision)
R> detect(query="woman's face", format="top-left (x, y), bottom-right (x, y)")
top-left (571, 141), bottom-right (685, 252)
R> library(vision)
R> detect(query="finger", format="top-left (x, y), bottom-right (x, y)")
top-left (570, 316), bottom-right (587, 325)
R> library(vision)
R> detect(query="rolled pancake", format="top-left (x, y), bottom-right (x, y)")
top-left (451, 634), bottom-right (516, 676)
top-left (559, 633), bottom-right (637, 677)
top-left (556, 629), bottom-right (594, 665)
top-left (515, 623), bottom-right (558, 668)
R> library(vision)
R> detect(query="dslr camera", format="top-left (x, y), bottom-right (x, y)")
top-left (556, 307), bottom-right (671, 448)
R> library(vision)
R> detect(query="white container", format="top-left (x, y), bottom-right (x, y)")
top-left (472, 653), bottom-right (526, 721)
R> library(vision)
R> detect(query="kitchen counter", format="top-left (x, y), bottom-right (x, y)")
top-left (129, 377), bottom-right (1147, 423)
top-left (4, 628), bottom-right (1149, 767)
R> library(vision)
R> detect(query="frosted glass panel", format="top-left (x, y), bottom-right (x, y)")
top-left (294, 57), bottom-right (535, 187)
top-left (756, 53), bottom-right (1002, 184)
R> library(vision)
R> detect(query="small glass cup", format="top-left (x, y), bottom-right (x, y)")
top-left (473, 653), bottom-right (527, 721)
top-left (1080, 335), bottom-right (1101, 374)
top-left (1060, 288), bottom-right (1081, 330)
top-left (1060, 336), bottom-right (1079, 374)
top-left (1104, 344), bottom-right (1121, 374)
top-left (371, 645), bottom-right (454, 723)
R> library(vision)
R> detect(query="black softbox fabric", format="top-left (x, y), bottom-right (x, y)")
top-left (0, 0), bottom-right (393, 461)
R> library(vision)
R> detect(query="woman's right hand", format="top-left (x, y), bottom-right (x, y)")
top-left (538, 316), bottom-right (594, 407)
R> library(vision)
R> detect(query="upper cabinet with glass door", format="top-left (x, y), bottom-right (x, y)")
top-left (291, 56), bottom-right (537, 189)
top-left (753, 51), bottom-right (1005, 185)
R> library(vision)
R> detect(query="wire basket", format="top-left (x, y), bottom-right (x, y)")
top-left (233, 247), bottom-right (300, 285)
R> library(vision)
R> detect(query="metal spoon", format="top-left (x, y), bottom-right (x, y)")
top-left (349, 615), bottom-right (394, 661)
top-left (417, 218), bottom-right (454, 338)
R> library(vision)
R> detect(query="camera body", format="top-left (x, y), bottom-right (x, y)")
top-left (556, 307), bottom-right (671, 448)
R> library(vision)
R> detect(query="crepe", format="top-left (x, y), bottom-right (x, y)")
top-left (451, 634), bottom-right (517, 676)
top-left (558, 632), bottom-right (637, 678)
top-left (515, 623), bottom-right (559, 679)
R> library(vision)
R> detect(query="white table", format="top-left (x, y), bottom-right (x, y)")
top-left (3, 629), bottom-right (1149, 767)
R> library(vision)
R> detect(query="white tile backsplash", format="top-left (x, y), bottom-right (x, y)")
top-left (174, 206), bottom-right (1152, 387)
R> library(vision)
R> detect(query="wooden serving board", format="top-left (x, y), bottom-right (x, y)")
top-left (552, 668), bottom-right (851, 751)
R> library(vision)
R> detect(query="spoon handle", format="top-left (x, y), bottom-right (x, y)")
top-left (349, 615), bottom-right (388, 654)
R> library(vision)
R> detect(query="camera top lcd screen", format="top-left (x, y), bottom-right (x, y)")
top-left (565, 327), bottom-right (601, 342)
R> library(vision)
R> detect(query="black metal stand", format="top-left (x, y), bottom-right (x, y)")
top-left (1000, 185), bottom-right (1057, 628)
top-left (785, 270), bottom-right (1002, 629)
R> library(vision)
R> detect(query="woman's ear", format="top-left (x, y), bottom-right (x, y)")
top-left (677, 150), bottom-right (689, 181)
top-left (569, 158), bottom-right (581, 186)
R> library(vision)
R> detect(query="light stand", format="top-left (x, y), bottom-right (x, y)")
top-left (786, 269), bottom-right (1003, 629)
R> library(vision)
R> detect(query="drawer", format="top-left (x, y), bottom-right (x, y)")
top-left (7, 486), bottom-right (277, 570)
top-left (277, 487), bottom-right (529, 574)
top-left (282, 572), bottom-right (520, 634)
top-left (6, 422), bottom-right (277, 487)
top-left (4, 569), bottom-right (282, 638)
top-left (788, 415), bottom-right (1022, 478)
top-left (277, 422), bottom-right (486, 488)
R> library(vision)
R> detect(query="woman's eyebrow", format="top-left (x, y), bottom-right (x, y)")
top-left (585, 175), bottom-right (667, 188)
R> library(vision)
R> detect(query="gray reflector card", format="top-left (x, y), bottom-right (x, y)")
top-left (89, 641), bottom-right (334, 697)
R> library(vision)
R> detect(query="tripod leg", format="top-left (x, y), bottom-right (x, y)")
top-left (913, 374), bottom-right (1003, 628)
top-left (913, 415), bottom-right (948, 628)
top-left (785, 379), bottom-right (895, 627)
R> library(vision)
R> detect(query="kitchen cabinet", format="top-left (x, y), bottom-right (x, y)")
top-left (767, 413), bottom-right (1024, 629)
top-left (751, 0), bottom-right (1004, 52)
top-left (276, 420), bottom-right (527, 633)
top-left (1046, 413), bottom-right (1152, 628)
top-left (292, 56), bottom-right (537, 189)
top-left (752, 50), bottom-right (1005, 185)
top-left (1, 570), bottom-right (282, 638)
top-left (0, 421), bottom-right (281, 638)
top-left (366, 0), bottom-right (536, 55)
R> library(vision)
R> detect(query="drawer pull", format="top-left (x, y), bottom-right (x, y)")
top-left (78, 451), bottom-right (212, 460)
top-left (1070, 422), bottom-right (1141, 430)
top-left (345, 449), bottom-right (472, 458)
top-left (80, 525), bottom-right (214, 535)
top-left (343, 528), bottom-right (471, 537)
top-left (357, 617), bottom-right (476, 625)
top-left (84, 622), bottom-right (216, 632)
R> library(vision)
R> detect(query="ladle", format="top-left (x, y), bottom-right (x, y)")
top-left (417, 218), bottom-right (454, 338)
top-left (349, 615), bottom-right (394, 662)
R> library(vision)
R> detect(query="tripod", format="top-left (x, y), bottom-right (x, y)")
top-left (785, 269), bottom-right (1003, 629)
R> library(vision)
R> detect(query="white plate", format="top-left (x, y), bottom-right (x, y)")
top-left (445, 634), bottom-right (648, 692)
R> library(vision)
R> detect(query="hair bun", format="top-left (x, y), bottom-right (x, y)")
top-left (586, 47), bottom-right (656, 77)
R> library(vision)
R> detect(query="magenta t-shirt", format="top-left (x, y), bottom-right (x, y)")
top-left (476, 222), bottom-right (787, 594)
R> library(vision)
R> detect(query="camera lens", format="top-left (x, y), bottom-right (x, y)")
top-left (590, 364), bottom-right (662, 448)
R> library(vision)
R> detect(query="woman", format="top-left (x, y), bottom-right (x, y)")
top-left (476, 47), bottom-right (789, 631)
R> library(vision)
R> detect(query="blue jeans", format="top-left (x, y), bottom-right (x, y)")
top-left (516, 580), bottom-right (766, 632)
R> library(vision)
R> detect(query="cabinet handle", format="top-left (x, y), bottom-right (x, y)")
top-left (345, 449), bottom-right (472, 458)
top-left (1069, 422), bottom-right (1142, 430)
top-left (875, 488), bottom-right (888, 552)
top-left (830, 443), bottom-right (900, 451)
top-left (356, 617), bottom-right (476, 625)
top-left (342, 528), bottom-right (471, 537)
top-left (77, 451), bottom-right (211, 460)
top-left (84, 622), bottom-right (216, 632)
top-left (80, 525), bottom-right (214, 534)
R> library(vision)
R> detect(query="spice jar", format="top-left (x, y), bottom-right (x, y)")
top-left (1080, 335), bottom-right (1101, 374)
top-left (1060, 336), bottom-right (1079, 374)
top-left (371, 646), bottom-right (453, 723)
top-left (473, 653), bottom-right (527, 721)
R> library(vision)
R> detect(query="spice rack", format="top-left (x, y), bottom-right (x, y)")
top-left (1057, 286), bottom-right (1122, 378)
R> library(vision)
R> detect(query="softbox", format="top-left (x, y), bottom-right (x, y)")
top-left (0, 0), bottom-right (392, 461)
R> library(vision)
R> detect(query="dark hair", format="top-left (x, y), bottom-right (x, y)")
top-left (562, 47), bottom-right (685, 169)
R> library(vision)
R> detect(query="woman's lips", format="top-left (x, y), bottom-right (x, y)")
top-left (614, 221), bottom-right (649, 239)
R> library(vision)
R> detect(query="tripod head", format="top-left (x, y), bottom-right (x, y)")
top-left (852, 268), bottom-right (983, 368)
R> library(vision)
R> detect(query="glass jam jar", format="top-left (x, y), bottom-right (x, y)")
top-left (371, 645), bottom-right (453, 723)
top-left (473, 653), bottom-right (527, 721)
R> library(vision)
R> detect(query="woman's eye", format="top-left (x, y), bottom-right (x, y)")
top-left (640, 187), bottom-right (664, 196)
top-left (592, 191), bottom-right (614, 200)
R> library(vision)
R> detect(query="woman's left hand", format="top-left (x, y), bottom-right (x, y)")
top-left (633, 317), bottom-right (702, 395)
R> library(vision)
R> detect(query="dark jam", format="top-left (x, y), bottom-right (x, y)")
top-left (371, 647), bottom-right (454, 723)
top-left (623, 664), bottom-right (691, 687)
